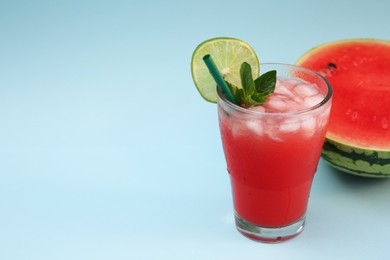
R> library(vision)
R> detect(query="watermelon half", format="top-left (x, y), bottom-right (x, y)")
top-left (296, 39), bottom-right (390, 177)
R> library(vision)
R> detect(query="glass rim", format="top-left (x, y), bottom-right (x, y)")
top-left (217, 62), bottom-right (333, 116)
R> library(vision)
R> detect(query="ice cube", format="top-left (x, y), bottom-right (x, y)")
top-left (263, 97), bottom-right (288, 112)
top-left (301, 117), bottom-right (317, 131)
top-left (246, 120), bottom-right (264, 136)
top-left (293, 95), bottom-right (305, 104)
top-left (284, 100), bottom-right (303, 112)
top-left (278, 78), bottom-right (301, 89)
top-left (249, 105), bottom-right (266, 113)
top-left (266, 128), bottom-right (283, 141)
top-left (317, 108), bottom-right (331, 127)
top-left (295, 83), bottom-right (319, 97)
top-left (274, 84), bottom-right (294, 98)
top-left (301, 117), bottom-right (317, 136)
top-left (231, 118), bottom-right (246, 138)
top-left (304, 94), bottom-right (324, 108)
top-left (279, 119), bottom-right (301, 133)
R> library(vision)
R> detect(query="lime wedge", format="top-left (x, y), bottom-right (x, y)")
top-left (191, 37), bottom-right (260, 103)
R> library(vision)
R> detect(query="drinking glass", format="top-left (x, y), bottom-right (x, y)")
top-left (218, 63), bottom-right (332, 243)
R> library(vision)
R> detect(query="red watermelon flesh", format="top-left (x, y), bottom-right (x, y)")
top-left (297, 40), bottom-right (390, 150)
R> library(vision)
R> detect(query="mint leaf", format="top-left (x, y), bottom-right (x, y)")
top-left (224, 62), bottom-right (277, 108)
top-left (255, 70), bottom-right (277, 96)
top-left (240, 62), bottom-right (256, 97)
top-left (225, 80), bottom-right (244, 102)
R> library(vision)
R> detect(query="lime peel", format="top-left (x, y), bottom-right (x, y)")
top-left (191, 37), bottom-right (260, 103)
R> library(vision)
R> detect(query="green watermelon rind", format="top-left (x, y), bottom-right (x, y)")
top-left (322, 138), bottom-right (390, 178)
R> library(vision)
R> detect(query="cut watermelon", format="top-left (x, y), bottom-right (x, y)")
top-left (296, 39), bottom-right (390, 177)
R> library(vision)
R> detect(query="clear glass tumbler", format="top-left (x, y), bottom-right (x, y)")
top-left (218, 63), bottom-right (332, 243)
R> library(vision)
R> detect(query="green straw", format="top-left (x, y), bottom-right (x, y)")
top-left (203, 54), bottom-right (237, 104)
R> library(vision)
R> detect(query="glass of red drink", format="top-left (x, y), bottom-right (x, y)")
top-left (218, 63), bottom-right (332, 243)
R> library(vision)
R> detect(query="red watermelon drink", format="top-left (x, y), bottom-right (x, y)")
top-left (218, 64), bottom-right (332, 243)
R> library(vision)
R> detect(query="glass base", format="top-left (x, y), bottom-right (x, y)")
top-left (235, 213), bottom-right (305, 243)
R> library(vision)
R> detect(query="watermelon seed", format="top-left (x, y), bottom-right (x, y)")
top-left (318, 63), bottom-right (337, 77)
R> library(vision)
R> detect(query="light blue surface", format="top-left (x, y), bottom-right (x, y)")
top-left (1, 0), bottom-right (390, 259)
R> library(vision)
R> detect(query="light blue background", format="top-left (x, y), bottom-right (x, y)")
top-left (1, 0), bottom-right (389, 259)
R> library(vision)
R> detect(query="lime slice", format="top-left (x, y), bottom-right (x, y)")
top-left (191, 37), bottom-right (260, 103)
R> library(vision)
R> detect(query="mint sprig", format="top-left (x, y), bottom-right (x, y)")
top-left (225, 62), bottom-right (276, 108)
